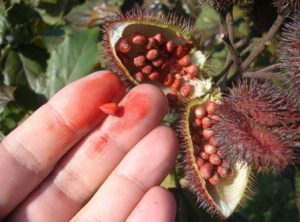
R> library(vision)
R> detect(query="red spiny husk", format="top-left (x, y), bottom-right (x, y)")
top-left (280, 15), bottom-right (300, 84)
top-left (272, 0), bottom-right (300, 15)
top-left (224, 80), bottom-right (300, 126)
top-left (211, 103), bottom-right (297, 172)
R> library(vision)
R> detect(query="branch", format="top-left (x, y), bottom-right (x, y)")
top-left (243, 63), bottom-right (283, 80)
top-left (241, 14), bottom-right (285, 70)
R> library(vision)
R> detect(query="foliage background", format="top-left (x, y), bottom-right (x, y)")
top-left (0, 0), bottom-right (299, 221)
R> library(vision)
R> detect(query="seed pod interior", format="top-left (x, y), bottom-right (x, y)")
top-left (104, 11), bottom-right (211, 102)
top-left (181, 98), bottom-right (251, 217)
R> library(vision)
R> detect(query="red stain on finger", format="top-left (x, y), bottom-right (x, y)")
top-left (107, 92), bottom-right (150, 133)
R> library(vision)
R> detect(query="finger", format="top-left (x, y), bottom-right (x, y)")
top-left (71, 125), bottom-right (178, 222)
top-left (0, 71), bottom-right (125, 218)
top-left (126, 186), bottom-right (176, 222)
top-left (8, 84), bottom-right (169, 222)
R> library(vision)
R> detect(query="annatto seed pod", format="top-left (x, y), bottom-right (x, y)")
top-left (272, 0), bottom-right (300, 15)
top-left (179, 98), bottom-right (252, 217)
top-left (103, 10), bottom-right (211, 103)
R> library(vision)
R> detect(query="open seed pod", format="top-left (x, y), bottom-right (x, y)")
top-left (103, 11), bottom-right (212, 103)
top-left (179, 97), bottom-right (252, 218)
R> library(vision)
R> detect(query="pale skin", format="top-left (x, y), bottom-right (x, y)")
top-left (0, 71), bottom-right (178, 222)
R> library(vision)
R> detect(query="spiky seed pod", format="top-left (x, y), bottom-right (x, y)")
top-left (223, 80), bottom-right (300, 126)
top-left (279, 15), bottom-right (300, 83)
top-left (178, 98), bottom-right (251, 218)
top-left (103, 10), bottom-right (211, 103)
top-left (200, 0), bottom-right (237, 15)
top-left (211, 104), bottom-right (297, 172)
top-left (272, 0), bottom-right (300, 15)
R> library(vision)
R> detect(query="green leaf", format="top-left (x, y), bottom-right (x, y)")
top-left (0, 85), bottom-right (16, 114)
top-left (19, 53), bottom-right (47, 94)
top-left (3, 51), bottom-right (27, 86)
top-left (45, 27), bottom-right (99, 98)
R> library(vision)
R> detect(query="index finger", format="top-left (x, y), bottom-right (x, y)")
top-left (0, 71), bottom-right (125, 218)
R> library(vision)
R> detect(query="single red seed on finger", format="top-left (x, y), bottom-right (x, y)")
top-left (99, 103), bottom-right (119, 116)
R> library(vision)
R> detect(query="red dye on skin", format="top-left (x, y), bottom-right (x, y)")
top-left (85, 133), bottom-right (110, 158)
top-left (108, 92), bottom-right (150, 132)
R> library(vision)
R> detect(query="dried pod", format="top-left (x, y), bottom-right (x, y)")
top-left (103, 10), bottom-right (210, 103)
top-left (201, 0), bottom-right (237, 15)
top-left (179, 98), bottom-right (251, 217)
top-left (272, 0), bottom-right (300, 15)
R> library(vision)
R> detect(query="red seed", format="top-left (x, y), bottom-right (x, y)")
top-left (210, 115), bottom-right (220, 121)
top-left (133, 54), bottom-right (146, 67)
top-left (184, 64), bottom-right (198, 79)
top-left (153, 33), bottom-right (165, 46)
top-left (134, 72), bottom-right (144, 82)
top-left (148, 71), bottom-right (160, 80)
top-left (207, 101), bottom-right (217, 115)
top-left (192, 135), bottom-right (202, 144)
top-left (171, 75), bottom-right (182, 91)
top-left (202, 117), bottom-right (212, 129)
top-left (209, 153), bottom-right (222, 165)
top-left (175, 45), bottom-right (184, 58)
top-left (132, 33), bottom-right (147, 45)
top-left (99, 103), bottom-right (119, 116)
top-left (221, 160), bottom-right (230, 169)
top-left (204, 144), bottom-right (217, 154)
top-left (202, 129), bottom-right (214, 140)
top-left (197, 157), bottom-right (205, 167)
top-left (200, 163), bottom-right (213, 180)
top-left (178, 55), bottom-right (191, 67)
top-left (146, 37), bottom-right (158, 49)
top-left (163, 73), bottom-right (174, 86)
top-left (200, 152), bottom-right (210, 160)
top-left (152, 57), bottom-right (164, 67)
top-left (165, 40), bottom-right (175, 53)
top-left (194, 144), bottom-right (201, 155)
top-left (141, 65), bottom-right (153, 75)
top-left (194, 107), bottom-right (206, 119)
top-left (146, 49), bottom-right (160, 61)
top-left (117, 38), bottom-right (131, 53)
top-left (209, 137), bottom-right (218, 146)
top-left (192, 118), bottom-right (202, 128)
top-left (208, 173), bottom-right (220, 185)
top-left (217, 166), bottom-right (229, 178)
top-left (180, 84), bottom-right (193, 97)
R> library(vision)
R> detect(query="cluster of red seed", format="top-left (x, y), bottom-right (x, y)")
top-left (191, 101), bottom-right (233, 186)
top-left (116, 32), bottom-right (199, 100)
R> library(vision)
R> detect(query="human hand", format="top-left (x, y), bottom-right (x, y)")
top-left (0, 71), bottom-right (178, 222)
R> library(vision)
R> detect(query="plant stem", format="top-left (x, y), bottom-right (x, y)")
top-left (241, 14), bottom-right (285, 70)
